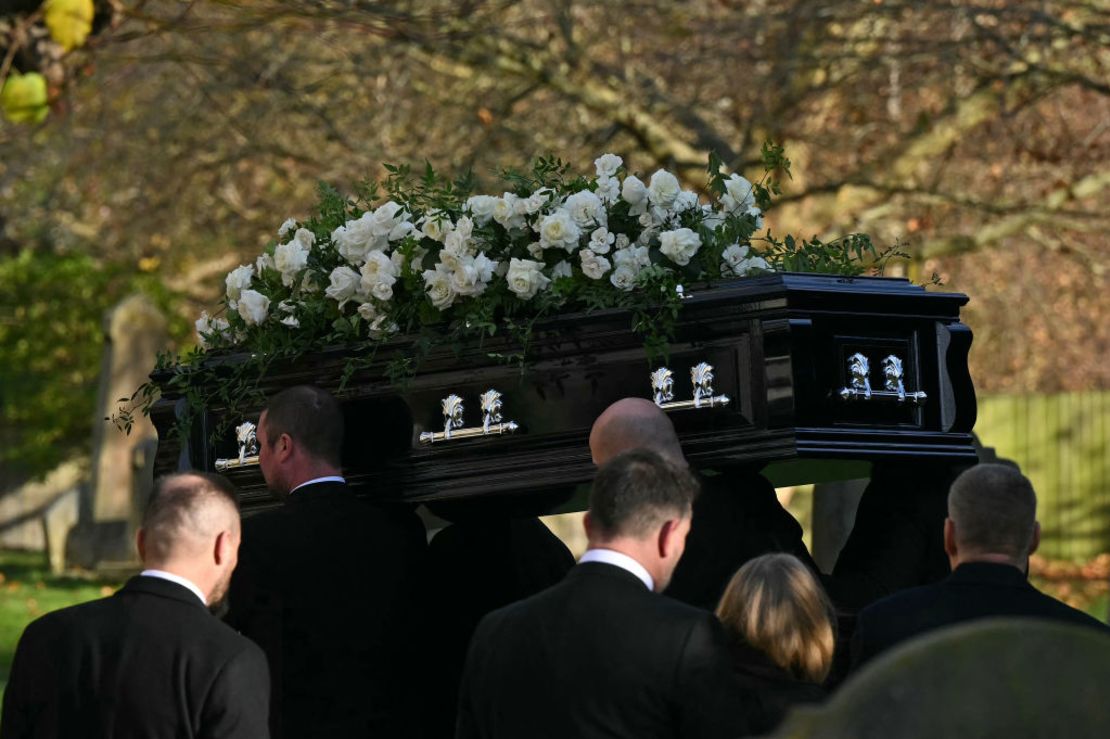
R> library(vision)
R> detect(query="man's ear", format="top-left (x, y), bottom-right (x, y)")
top-left (214, 530), bottom-right (233, 566)
top-left (277, 432), bottom-right (295, 462)
top-left (136, 528), bottom-right (147, 561)
top-left (658, 519), bottom-right (679, 559)
top-left (1029, 521), bottom-right (1041, 556)
top-left (943, 517), bottom-right (957, 558)
top-left (582, 511), bottom-right (594, 540)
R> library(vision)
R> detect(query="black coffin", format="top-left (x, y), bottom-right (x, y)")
top-left (149, 273), bottom-right (977, 511)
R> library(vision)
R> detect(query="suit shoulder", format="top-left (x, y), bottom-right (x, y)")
top-left (859, 581), bottom-right (944, 623)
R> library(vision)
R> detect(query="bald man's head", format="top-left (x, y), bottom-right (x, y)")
top-left (140, 473), bottom-right (240, 566)
top-left (589, 398), bottom-right (685, 466)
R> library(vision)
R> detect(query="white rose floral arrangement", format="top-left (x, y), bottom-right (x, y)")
top-left (193, 146), bottom-right (893, 371)
top-left (113, 146), bottom-right (900, 436)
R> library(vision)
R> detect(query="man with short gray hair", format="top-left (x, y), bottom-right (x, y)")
top-left (851, 463), bottom-right (1108, 668)
top-left (1, 473), bottom-right (269, 738)
top-left (457, 449), bottom-right (751, 739)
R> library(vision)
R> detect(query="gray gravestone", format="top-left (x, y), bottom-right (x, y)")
top-left (768, 618), bottom-right (1110, 739)
top-left (68, 294), bottom-right (166, 570)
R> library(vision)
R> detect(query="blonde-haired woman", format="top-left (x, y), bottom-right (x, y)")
top-left (715, 553), bottom-right (836, 734)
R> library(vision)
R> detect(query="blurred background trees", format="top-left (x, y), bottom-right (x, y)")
top-left (1, 0), bottom-right (1108, 483)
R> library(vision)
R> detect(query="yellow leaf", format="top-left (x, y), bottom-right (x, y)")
top-left (1, 72), bottom-right (49, 124)
top-left (44, 0), bottom-right (96, 52)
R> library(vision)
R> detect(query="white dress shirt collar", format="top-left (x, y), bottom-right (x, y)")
top-left (579, 548), bottom-right (655, 592)
top-left (290, 475), bottom-right (347, 495)
top-left (140, 569), bottom-right (207, 605)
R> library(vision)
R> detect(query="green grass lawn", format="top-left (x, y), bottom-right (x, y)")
top-left (0, 550), bottom-right (123, 703)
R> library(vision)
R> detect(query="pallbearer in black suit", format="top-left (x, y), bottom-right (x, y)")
top-left (0, 473), bottom-right (269, 739)
top-left (852, 463), bottom-right (1110, 668)
top-left (225, 386), bottom-right (427, 739)
top-left (589, 397), bottom-right (817, 611)
top-left (457, 449), bottom-right (750, 739)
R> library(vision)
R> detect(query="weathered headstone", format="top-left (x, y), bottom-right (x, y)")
top-left (768, 619), bottom-right (1110, 739)
top-left (811, 479), bottom-right (868, 573)
top-left (68, 294), bottom-right (166, 570)
top-left (0, 460), bottom-right (83, 554)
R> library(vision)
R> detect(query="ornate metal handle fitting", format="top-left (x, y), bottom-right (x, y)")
top-left (214, 420), bottom-right (261, 471)
top-left (419, 390), bottom-right (520, 444)
top-left (651, 362), bottom-right (731, 412)
top-left (838, 353), bottom-right (927, 405)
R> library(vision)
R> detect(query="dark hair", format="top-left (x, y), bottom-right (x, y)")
top-left (141, 472), bottom-right (240, 560)
top-left (948, 463), bottom-right (1038, 558)
top-left (589, 448), bottom-right (699, 539)
top-left (263, 385), bottom-right (344, 467)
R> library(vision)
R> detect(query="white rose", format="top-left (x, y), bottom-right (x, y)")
top-left (277, 218), bottom-right (297, 238)
top-left (300, 272), bottom-right (321, 294)
top-left (465, 195), bottom-right (498, 225)
top-left (225, 265), bottom-right (254, 305)
top-left (551, 260), bottom-right (573, 280)
top-left (256, 253), bottom-right (275, 275)
top-left (579, 249), bottom-right (612, 280)
top-left (563, 190), bottom-right (604, 229)
top-left (292, 227), bottom-right (316, 250)
top-left (360, 250), bottom-right (399, 285)
top-left (443, 229), bottom-right (475, 258)
top-left (421, 210), bottom-right (450, 242)
top-left (622, 175), bottom-right (648, 215)
top-left (357, 302), bottom-right (378, 322)
top-left (370, 201), bottom-right (407, 237)
top-left (453, 216), bottom-right (475, 241)
top-left (722, 174), bottom-right (756, 213)
top-left (389, 219), bottom-right (415, 242)
top-left (367, 314), bottom-right (398, 337)
top-left (615, 233), bottom-right (631, 250)
top-left (474, 253), bottom-right (497, 283)
top-left (195, 311), bottom-right (229, 348)
top-left (721, 244), bottom-right (772, 277)
top-left (647, 169), bottom-right (681, 208)
top-left (369, 279), bottom-right (394, 301)
top-left (506, 257), bottom-right (551, 300)
top-left (493, 193), bottom-right (526, 229)
top-left (721, 244), bottom-right (751, 273)
top-left (595, 175), bottom-right (620, 205)
top-left (538, 209), bottom-right (582, 252)
top-left (450, 255), bottom-right (489, 297)
top-left (673, 190), bottom-right (699, 213)
top-left (520, 188), bottom-right (551, 215)
top-left (609, 264), bottom-right (637, 291)
top-left (332, 214), bottom-right (382, 264)
top-left (658, 228), bottom-right (702, 267)
top-left (237, 289), bottom-right (270, 326)
top-left (360, 254), bottom-right (398, 301)
top-left (281, 315), bottom-right (300, 328)
top-left (422, 266), bottom-right (457, 310)
top-left (589, 227), bottom-right (615, 254)
top-left (613, 245), bottom-right (651, 269)
top-left (325, 266), bottom-right (362, 307)
top-left (274, 239), bottom-right (310, 287)
top-left (526, 241), bottom-right (545, 260)
top-left (594, 153), bottom-right (623, 178)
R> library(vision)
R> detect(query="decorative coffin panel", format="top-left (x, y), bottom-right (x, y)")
top-left (149, 273), bottom-right (977, 511)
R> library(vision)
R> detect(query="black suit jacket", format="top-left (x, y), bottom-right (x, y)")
top-left (0, 576), bottom-right (269, 739)
top-left (665, 469), bottom-right (818, 611)
top-left (457, 561), bottom-right (751, 739)
top-left (851, 561), bottom-right (1110, 668)
top-left (224, 481), bottom-right (428, 739)
top-left (424, 517), bottom-right (575, 738)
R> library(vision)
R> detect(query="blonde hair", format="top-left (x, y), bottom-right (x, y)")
top-left (715, 553), bottom-right (836, 683)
